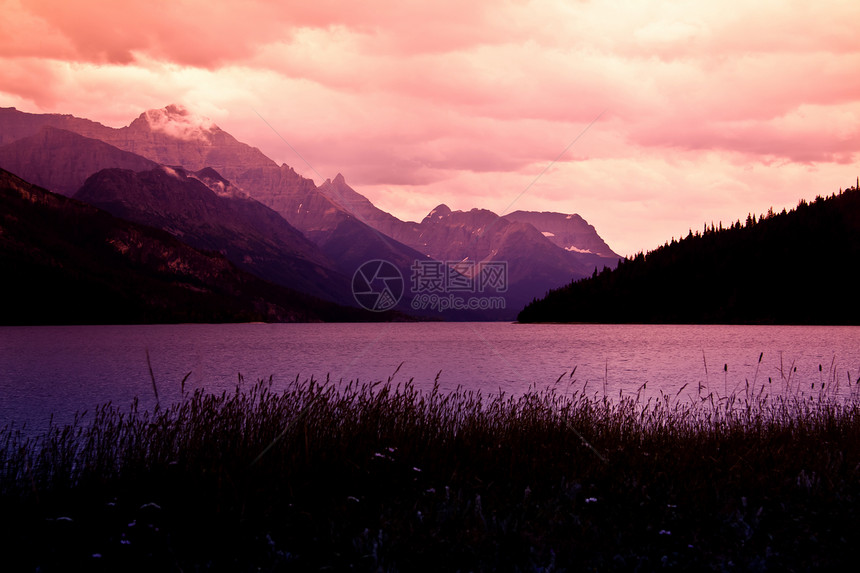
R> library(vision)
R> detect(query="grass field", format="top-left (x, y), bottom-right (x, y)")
top-left (3, 372), bottom-right (860, 571)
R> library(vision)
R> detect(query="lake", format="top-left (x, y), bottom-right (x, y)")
top-left (2, 323), bottom-right (859, 431)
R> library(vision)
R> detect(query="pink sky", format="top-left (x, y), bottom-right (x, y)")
top-left (1, 0), bottom-right (859, 256)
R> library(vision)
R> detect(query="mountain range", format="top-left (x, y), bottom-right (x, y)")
top-left (0, 104), bottom-right (620, 322)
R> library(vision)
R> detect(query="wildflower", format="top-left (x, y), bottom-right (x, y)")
top-left (659, 530), bottom-right (671, 535)
top-left (413, 467), bottom-right (422, 472)
top-left (585, 497), bottom-right (597, 503)
top-left (347, 496), bottom-right (360, 503)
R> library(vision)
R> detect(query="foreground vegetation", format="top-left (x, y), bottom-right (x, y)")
top-left (3, 375), bottom-right (860, 571)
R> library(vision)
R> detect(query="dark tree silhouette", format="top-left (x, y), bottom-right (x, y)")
top-left (519, 184), bottom-right (860, 325)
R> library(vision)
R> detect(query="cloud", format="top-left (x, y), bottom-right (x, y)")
top-left (4, 0), bottom-right (510, 66)
top-left (1, 0), bottom-right (858, 255)
top-left (6, 0), bottom-right (293, 66)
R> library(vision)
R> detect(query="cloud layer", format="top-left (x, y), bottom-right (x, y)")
top-left (1, 0), bottom-right (858, 255)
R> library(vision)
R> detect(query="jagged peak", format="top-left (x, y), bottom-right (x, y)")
top-left (427, 204), bottom-right (451, 218)
top-left (138, 104), bottom-right (218, 142)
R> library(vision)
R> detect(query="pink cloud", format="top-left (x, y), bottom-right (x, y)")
top-left (6, 0), bottom-right (508, 66)
top-left (8, 0), bottom-right (298, 66)
top-left (631, 111), bottom-right (860, 165)
top-left (0, 57), bottom-right (65, 107)
top-left (1, 0), bottom-right (858, 256)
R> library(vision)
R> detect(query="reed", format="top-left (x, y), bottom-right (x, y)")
top-left (2, 373), bottom-right (860, 571)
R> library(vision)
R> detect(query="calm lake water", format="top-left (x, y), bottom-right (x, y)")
top-left (2, 323), bottom-right (860, 431)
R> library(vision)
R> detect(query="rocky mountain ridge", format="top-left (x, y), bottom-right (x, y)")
top-left (0, 104), bottom-right (621, 320)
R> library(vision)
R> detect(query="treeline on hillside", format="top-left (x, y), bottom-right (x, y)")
top-left (518, 183), bottom-right (860, 325)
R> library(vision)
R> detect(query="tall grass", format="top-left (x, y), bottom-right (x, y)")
top-left (3, 374), bottom-right (860, 571)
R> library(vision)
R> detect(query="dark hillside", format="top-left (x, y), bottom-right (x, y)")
top-left (0, 168), bottom-right (395, 325)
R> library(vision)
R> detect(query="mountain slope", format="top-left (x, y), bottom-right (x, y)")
top-left (0, 120), bottom-right (356, 305)
top-left (237, 165), bottom-right (429, 281)
top-left (0, 168), bottom-right (383, 325)
top-left (74, 166), bottom-right (352, 304)
top-left (502, 211), bottom-right (616, 255)
top-left (318, 172), bottom-right (412, 239)
top-left (0, 105), bottom-right (271, 172)
top-left (0, 107), bottom-right (113, 146)
top-left (0, 126), bottom-right (158, 196)
top-left (518, 185), bottom-right (860, 325)
top-left (413, 205), bottom-right (597, 318)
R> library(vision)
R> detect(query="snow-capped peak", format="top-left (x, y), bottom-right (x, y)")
top-left (142, 104), bottom-right (217, 142)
